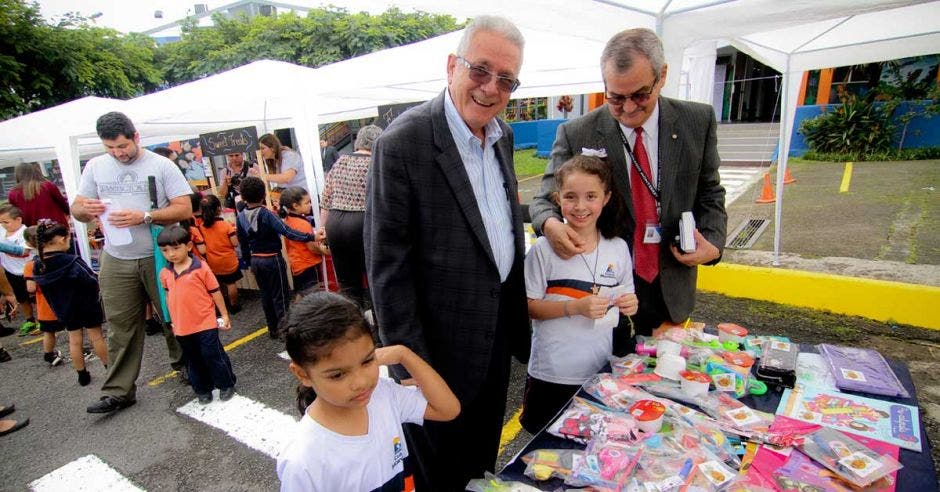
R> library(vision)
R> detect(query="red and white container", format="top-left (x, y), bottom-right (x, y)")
top-left (717, 323), bottom-right (748, 344)
top-left (629, 399), bottom-right (666, 434)
top-left (680, 370), bottom-right (711, 397)
top-left (654, 354), bottom-right (686, 380)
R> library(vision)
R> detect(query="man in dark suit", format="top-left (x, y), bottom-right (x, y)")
top-left (531, 28), bottom-right (727, 344)
top-left (364, 15), bottom-right (529, 491)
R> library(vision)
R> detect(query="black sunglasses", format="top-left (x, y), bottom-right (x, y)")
top-left (604, 79), bottom-right (659, 106)
top-left (456, 56), bottom-right (521, 93)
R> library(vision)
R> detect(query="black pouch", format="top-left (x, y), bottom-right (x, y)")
top-left (755, 339), bottom-right (798, 389)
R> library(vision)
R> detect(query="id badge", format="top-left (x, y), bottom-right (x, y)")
top-left (643, 222), bottom-right (662, 244)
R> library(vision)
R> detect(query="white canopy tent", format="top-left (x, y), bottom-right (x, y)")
top-left (1, 0), bottom-right (937, 265)
top-left (728, 1), bottom-right (940, 263)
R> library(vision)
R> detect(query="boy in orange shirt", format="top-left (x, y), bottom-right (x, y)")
top-left (158, 225), bottom-right (236, 404)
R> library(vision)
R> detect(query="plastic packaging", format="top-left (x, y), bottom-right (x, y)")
top-left (717, 322), bottom-right (748, 345)
top-left (520, 449), bottom-right (579, 481)
top-left (629, 399), bottom-right (666, 434)
top-left (818, 344), bottom-right (910, 398)
top-left (545, 397), bottom-right (626, 444)
top-left (566, 439), bottom-right (643, 489)
top-left (755, 339), bottom-right (799, 389)
top-left (680, 370), bottom-right (711, 397)
top-left (609, 353), bottom-right (647, 376)
top-left (800, 427), bottom-right (904, 488)
top-left (465, 472), bottom-right (542, 492)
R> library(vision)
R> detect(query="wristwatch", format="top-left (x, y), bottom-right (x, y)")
top-left (143, 212), bottom-right (153, 225)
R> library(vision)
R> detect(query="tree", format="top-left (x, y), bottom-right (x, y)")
top-left (154, 7), bottom-right (461, 87)
top-left (0, 0), bottom-right (161, 120)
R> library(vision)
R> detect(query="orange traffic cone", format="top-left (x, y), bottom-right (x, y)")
top-left (783, 167), bottom-right (796, 184)
top-left (755, 172), bottom-right (776, 203)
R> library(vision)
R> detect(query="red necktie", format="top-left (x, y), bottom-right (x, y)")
top-left (630, 128), bottom-right (659, 282)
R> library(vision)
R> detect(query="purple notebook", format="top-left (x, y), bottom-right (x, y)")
top-left (818, 344), bottom-right (909, 398)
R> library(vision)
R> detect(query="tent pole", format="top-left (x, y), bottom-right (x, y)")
top-left (54, 136), bottom-right (91, 267)
top-left (772, 59), bottom-right (798, 267)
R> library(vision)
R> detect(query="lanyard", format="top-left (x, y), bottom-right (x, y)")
top-left (616, 125), bottom-right (661, 217)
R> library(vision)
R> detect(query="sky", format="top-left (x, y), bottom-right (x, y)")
top-left (33, 0), bottom-right (416, 33)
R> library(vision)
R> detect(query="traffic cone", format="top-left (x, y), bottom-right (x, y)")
top-left (755, 172), bottom-right (776, 203)
top-left (783, 167), bottom-right (796, 184)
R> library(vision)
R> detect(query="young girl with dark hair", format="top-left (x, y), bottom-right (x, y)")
top-left (197, 195), bottom-right (243, 312)
top-left (27, 220), bottom-right (108, 386)
top-left (277, 291), bottom-right (460, 492)
top-left (278, 187), bottom-right (327, 298)
top-left (519, 154), bottom-right (639, 434)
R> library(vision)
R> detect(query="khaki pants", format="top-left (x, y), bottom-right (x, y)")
top-left (99, 252), bottom-right (183, 400)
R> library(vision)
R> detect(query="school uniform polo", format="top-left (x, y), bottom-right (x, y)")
top-left (160, 256), bottom-right (220, 336)
top-left (284, 214), bottom-right (322, 276)
top-left (198, 218), bottom-right (240, 275)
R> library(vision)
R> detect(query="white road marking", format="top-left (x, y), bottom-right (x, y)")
top-left (30, 455), bottom-right (144, 492)
top-left (177, 392), bottom-right (298, 459)
top-left (720, 167), bottom-right (764, 205)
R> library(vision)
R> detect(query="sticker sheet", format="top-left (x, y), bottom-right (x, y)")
top-left (776, 385), bottom-right (922, 452)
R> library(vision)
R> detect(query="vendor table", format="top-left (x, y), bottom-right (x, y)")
top-left (499, 348), bottom-right (938, 491)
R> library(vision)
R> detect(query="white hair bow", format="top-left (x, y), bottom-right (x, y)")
top-left (580, 148), bottom-right (607, 158)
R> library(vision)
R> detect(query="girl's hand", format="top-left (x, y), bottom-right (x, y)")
top-left (375, 345), bottom-right (406, 367)
top-left (614, 293), bottom-right (639, 316)
top-left (575, 295), bottom-right (610, 319)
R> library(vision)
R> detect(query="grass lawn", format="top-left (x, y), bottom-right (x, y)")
top-left (726, 159), bottom-right (940, 265)
top-left (514, 148), bottom-right (549, 179)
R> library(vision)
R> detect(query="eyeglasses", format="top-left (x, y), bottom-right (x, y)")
top-left (604, 79), bottom-right (659, 106)
top-left (456, 56), bottom-right (521, 93)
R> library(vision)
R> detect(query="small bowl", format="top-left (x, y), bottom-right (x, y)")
top-left (629, 399), bottom-right (666, 434)
top-left (717, 323), bottom-right (748, 345)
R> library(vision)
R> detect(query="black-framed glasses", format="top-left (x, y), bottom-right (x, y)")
top-left (605, 79), bottom-right (659, 106)
top-left (456, 56), bottom-right (521, 93)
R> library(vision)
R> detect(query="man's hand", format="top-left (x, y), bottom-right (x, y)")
top-left (669, 229), bottom-right (720, 266)
top-left (543, 218), bottom-right (585, 260)
top-left (81, 199), bottom-right (108, 218)
top-left (108, 209), bottom-right (145, 228)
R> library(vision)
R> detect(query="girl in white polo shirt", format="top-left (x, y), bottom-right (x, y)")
top-left (521, 154), bottom-right (639, 434)
top-left (277, 292), bottom-right (460, 492)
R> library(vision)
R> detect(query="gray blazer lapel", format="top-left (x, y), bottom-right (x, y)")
top-left (430, 97), bottom-right (497, 267)
top-left (597, 111), bottom-right (633, 222)
top-left (658, 98), bottom-right (680, 221)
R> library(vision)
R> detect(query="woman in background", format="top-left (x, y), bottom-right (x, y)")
top-left (320, 125), bottom-right (382, 308)
top-left (7, 163), bottom-right (69, 227)
top-left (259, 134), bottom-right (307, 193)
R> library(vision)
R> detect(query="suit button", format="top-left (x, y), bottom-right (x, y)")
top-left (490, 288), bottom-right (500, 298)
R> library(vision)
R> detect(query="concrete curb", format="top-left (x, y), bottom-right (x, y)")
top-left (697, 263), bottom-right (940, 330)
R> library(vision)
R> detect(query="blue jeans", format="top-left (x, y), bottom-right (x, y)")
top-left (176, 329), bottom-right (235, 396)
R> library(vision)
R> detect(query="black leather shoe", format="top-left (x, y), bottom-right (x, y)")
top-left (86, 396), bottom-right (136, 414)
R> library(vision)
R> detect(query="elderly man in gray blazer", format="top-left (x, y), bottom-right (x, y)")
top-left (531, 28), bottom-right (727, 347)
top-left (365, 15), bottom-right (529, 491)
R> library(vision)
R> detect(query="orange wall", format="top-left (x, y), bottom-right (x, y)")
top-left (817, 69), bottom-right (834, 105)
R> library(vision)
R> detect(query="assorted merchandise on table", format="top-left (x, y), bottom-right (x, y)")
top-left (479, 323), bottom-right (924, 492)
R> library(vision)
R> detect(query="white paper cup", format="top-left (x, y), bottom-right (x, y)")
top-left (654, 354), bottom-right (686, 380)
top-left (680, 370), bottom-right (711, 397)
top-left (656, 339), bottom-right (682, 357)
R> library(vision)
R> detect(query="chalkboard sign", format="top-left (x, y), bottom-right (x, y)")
top-left (375, 102), bottom-right (421, 129)
top-left (199, 126), bottom-right (259, 157)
